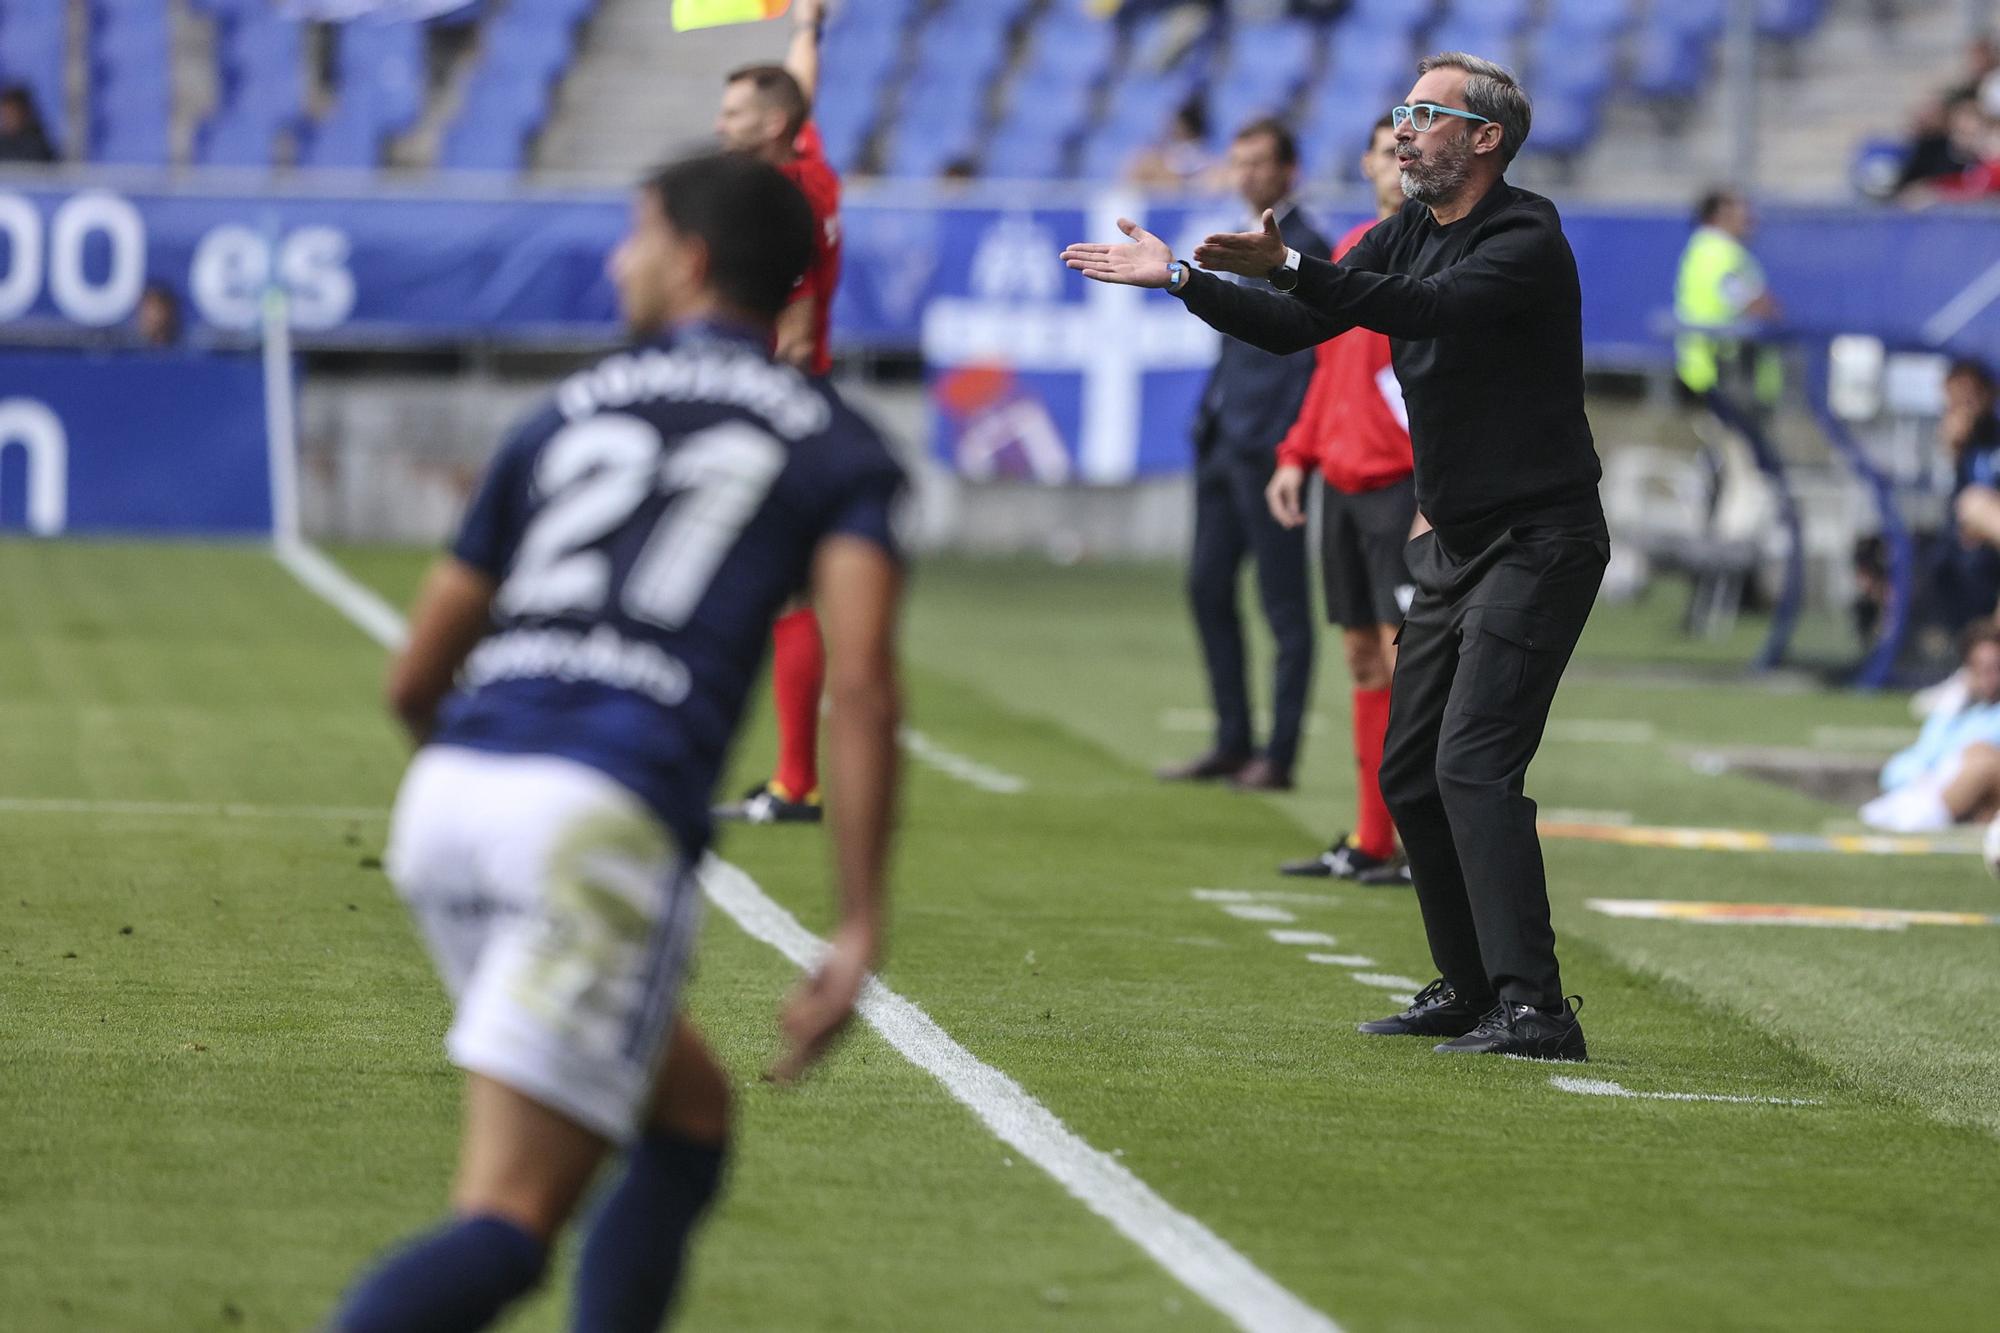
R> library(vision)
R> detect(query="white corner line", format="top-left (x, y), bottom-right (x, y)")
top-left (1348, 972), bottom-right (1425, 992)
top-left (273, 538), bottom-right (408, 651)
top-left (278, 542), bottom-right (1340, 1333)
top-left (897, 725), bottom-right (1028, 795)
top-left (1549, 1075), bottom-right (1822, 1107)
top-left (1304, 953), bottom-right (1376, 968)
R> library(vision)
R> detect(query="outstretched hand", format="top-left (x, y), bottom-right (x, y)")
top-left (1192, 209), bottom-right (1287, 279)
top-left (1060, 218), bottom-right (1173, 288)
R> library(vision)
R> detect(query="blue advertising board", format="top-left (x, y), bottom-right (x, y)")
top-left (0, 350), bottom-right (272, 535)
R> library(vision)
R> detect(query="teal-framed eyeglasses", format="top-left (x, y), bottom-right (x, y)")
top-left (1390, 103), bottom-right (1493, 133)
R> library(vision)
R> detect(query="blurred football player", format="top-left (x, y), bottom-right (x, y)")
top-left (1266, 115), bottom-right (1419, 886)
top-left (712, 0), bottom-right (843, 825)
top-left (328, 151), bottom-right (905, 1333)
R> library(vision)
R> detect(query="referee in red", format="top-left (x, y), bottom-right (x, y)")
top-left (1064, 53), bottom-right (1605, 1061)
top-left (1268, 114), bottom-right (1418, 886)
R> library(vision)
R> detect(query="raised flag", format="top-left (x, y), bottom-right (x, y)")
top-left (673, 0), bottom-right (791, 31)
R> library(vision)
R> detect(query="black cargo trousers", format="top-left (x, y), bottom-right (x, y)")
top-left (1378, 519), bottom-right (1609, 1013)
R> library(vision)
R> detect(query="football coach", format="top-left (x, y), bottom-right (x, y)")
top-left (1063, 53), bottom-right (1606, 1062)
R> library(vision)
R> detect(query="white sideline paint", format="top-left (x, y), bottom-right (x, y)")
top-left (704, 858), bottom-right (1342, 1333)
top-left (1190, 888), bottom-right (1338, 908)
top-left (1349, 972), bottom-right (1425, 992)
top-left (274, 538), bottom-right (408, 651)
top-left (279, 544), bottom-right (1341, 1333)
top-left (1809, 725), bottom-right (1916, 751)
top-left (1539, 807), bottom-right (1633, 826)
top-left (1304, 953), bottom-right (1376, 968)
top-left (1550, 1075), bottom-right (1821, 1107)
top-left (0, 796), bottom-right (385, 821)
top-left (1221, 904), bottom-right (1296, 923)
top-left (1268, 929), bottom-right (1339, 947)
top-left (1545, 719), bottom-right (1657, 744)
top-left (898, 725), bottom-right (1028, 795)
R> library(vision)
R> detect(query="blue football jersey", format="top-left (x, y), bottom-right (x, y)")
top-left (432, 321), bottom-right (906, 855)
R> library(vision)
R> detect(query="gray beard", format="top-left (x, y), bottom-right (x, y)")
top-left (1398, 144), bottom-right (1472, 206)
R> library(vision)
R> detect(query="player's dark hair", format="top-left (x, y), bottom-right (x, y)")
top-left (1233, 116), bottom-right (1298, 167)
top-left (1696, 188), bottom-right (1739, 226)
top-left (1948, 356), bottom-right (1997, 395)
top-left (725, 63), bottom-right (810, 141)
top-left (1372, 112), bottom-right (1396, 135)
top-left (643, 153), bottom-right (814, 321)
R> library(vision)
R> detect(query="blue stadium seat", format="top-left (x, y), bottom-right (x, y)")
top-left (1439, 0), bottom-right (1533, 35)
top-left (1215, 20), bottom-right (1320, 90)
top-left (196, 12), bottom-right (309, 168)
top-left (812, 77), bottom-right (879, 174)
top-left (1546, 0), bottom-right (1640, 38)
top-left (1325, 23), bottom-right (1415, 92)
top-left (1343, 0), bottom-right (1434, 41)
top-left (1424, 19), bottom-right (1522, 72)
top-left (1758, 0), bottom-right (1826, 41)
top-left (1527, 27), bottom-right (1615, 101)
top-left (998, 68), bottom-right (1094, 140)
top-left (0, 6), bottom-right (69, 152)
top-left (1655, 0), bottom-right (1727, 43)
top-left (1518, 86), bottom-right (1597, 161)
top-left (1630, 24), bottom-right (1710, 100)
top-left (1018, 15), bottom-right (1116, 82)
top-left (984, 124), bottom-right (1073, 180)
top-left (90, 1), bottom-right (172, 164)
top-left (301, 21), bottom-right (426, 170)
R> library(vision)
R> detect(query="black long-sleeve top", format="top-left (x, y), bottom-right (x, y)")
top-left (1175, 181), bottom-right (1602, 552)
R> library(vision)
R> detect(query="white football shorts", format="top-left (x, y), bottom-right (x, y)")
top-left (385, 745), bottom-right (703, 1142)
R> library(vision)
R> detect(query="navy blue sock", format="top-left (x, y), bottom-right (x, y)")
top-left (573, 1132), bottom-right (729, 1333)
top-left (332, 1213), bottom-right (547, 1333)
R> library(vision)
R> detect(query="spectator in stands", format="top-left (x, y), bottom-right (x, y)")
top-left (1126, 97), bottom-right (1218, 191)
top-left (133, 282), bottom-right (184, 349)
top-left (1938, 359), bottom-right (2000, 621)
top-left (1675, 188), bottom-right (1782, 412)
top-left (1155, 117), bottom-right (1327, 793)
top-left (0, 85), bottom-right (57, 164)
top-left (1860, 620), bottom-right (2000, 832)
top-left (1919, 92), bottom-right (2000, 201)
top-left (1893, 35), bottom-right (2000, 196)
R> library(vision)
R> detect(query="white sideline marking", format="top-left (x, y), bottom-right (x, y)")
top-left (1349, 972), bottom-right (1425, 992)
top-left (1545, 719), bottom-right (1656, 744)
top-left (1221, 904), bottom-right (1296, 923)
top-left (898, 726), bottom-right (1028, 794)
top-left (1540, 807), bottom-right (1633, 826)
top-left (1304, 953), bottom-right (1376, 967)
top-left (274, 538), bottom-right (408, 651)
top-left (1268, 930), bottom-right (1339, 947)
top-left (702, 858), bottom-right (1342, 1333)
top-left (280, 543), bottom-right (1342, 1333)
top-left (1190, 889), bottom-right (1338, 908)
top-left (1550, 1075), bottom-right (1821, 1107)
top-left (0, 797), bottom-right (385, 821)
top-left (1809, 725), bottom-right (1915, 750)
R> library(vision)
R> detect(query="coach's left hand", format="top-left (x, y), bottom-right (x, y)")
top-left (1193, 210), bottom-right (1286, 279)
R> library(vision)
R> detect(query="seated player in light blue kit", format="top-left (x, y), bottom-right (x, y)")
top-left (328, 152), bottom-right (907, 1333)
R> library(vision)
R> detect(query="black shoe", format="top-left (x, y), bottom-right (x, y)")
top-left (1228, 756), bottom-right (1294, 792)
top-left (713, 782), bottom-right (823, 824)
top-left (1356, 979), bottom-right (1493, 1037)
top-left (1355, 858), bottom-right (1412, 888)
top-left (1155, 750), bottom-right (1253, 782)
top-left (1434, 996), bottom-right (1588, 1062)
top-left (1279, 834), bottom-right (1389, 879)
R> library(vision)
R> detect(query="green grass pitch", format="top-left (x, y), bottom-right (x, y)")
top-left (2, 539), bottom-right (1996, 1331)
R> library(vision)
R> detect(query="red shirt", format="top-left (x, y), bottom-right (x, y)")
top-left (1275, 219), bottom-right (1413, 495)
top-left (778, 122), bottom-right (842, 376)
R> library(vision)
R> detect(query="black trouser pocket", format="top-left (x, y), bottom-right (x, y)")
top-left (1457, 606), bottom-right (1555, 720)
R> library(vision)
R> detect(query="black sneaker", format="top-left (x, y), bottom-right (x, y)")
top-left (1356, 979), bottom-right (1493, 1037)
top-left (1433, 996), bottom-right (1588, 1062)
top-left (1354, 858), bottom-right (1412, 888)
top-left (713, 782), bottom-right (823, 824)
top-left (1279, 834), bottom-right (1389, 879)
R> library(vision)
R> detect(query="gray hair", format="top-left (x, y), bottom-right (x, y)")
top-left (1417, 51), bottom-right (1532, 166)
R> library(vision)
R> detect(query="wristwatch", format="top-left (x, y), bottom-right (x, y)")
top-left (1165, 259), bottom-right (1190, 293)
top-left (1268, 247), bottom-right (1303, 292)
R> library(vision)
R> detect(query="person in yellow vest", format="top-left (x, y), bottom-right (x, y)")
top-left (1675, 188), bottom-right (1783, 409)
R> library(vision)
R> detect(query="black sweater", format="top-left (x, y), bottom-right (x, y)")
top-left (1176, 181), bottom-right (1602, 551)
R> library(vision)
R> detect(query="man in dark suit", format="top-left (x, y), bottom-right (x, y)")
top-left (1158, 118), bottom-right (1327, 793)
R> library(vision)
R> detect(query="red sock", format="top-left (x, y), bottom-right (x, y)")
top-left (1352, 686), bottom-right (1395, 859)
top-left (770, 608), bottom-right (825, 800)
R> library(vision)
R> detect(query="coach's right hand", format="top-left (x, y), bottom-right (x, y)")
top-left (1266, 463), bottom-right (1308, 529)
top-left (1061, 219), bottom-right (1173, 288)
